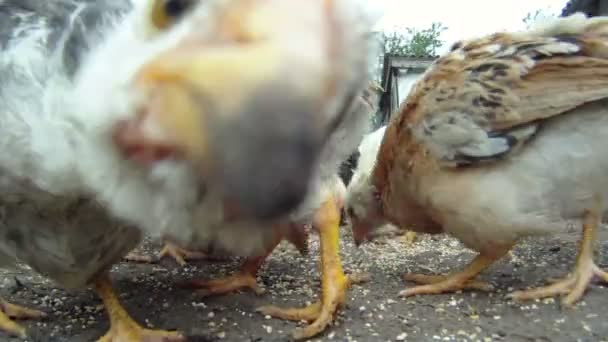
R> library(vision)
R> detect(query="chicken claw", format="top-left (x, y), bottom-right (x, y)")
top-left (180, 255), bottom-right (267, 297)
top-left (399, 251), bottom-right (510, 297)
top-left (257, 195), bottom-right (366, 340)
top-left (0, 298), bottom-right (46, 338)
top-left (508, 198), bottom-right (608, 306)
top-left (95, 274), bottom-right (184, 342)
top-left (157, 242), bottom-right (210, 266)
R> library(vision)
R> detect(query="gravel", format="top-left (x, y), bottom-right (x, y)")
top-left (2, 225), bottom-right (608, 342)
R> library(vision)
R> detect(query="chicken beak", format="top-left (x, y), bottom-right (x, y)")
top-left (120, 40), bottom-right (324, 220)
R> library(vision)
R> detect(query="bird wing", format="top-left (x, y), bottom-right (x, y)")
top-left (402, 14), bottom-right (608, 167)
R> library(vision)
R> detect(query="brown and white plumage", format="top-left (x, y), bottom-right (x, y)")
top-left (346, 13), bottom-right (608, 304)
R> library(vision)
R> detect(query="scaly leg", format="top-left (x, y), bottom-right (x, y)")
top-left (0, 298), bottom-right (46, 338)
top-left (95, 273), bottom-right (184, 342)
top-left (508, 197), bottom-right (608, 306)
top-left (257, 194), bottom-right (369, 340)
top-left (399, 247), bottom-right (512, 297)
top-left (179, 253), bottom-right (269, 297)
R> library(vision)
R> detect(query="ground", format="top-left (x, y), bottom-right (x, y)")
top-left (1, 225), bottom-right (608, 342)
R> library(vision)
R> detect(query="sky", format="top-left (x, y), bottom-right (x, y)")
top-left (372, 0), bottom-right (567, 54)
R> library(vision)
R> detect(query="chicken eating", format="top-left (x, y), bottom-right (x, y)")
top-left (0, 0), bottom-right (377, 339)
top-left (346, 13), bottom-right (608, 305)
top-left (130, 174), bottom-right (346, 267)
top-left (126, 81), bottom-right (382, 340)
top-left (347, 124), bottom-right (418, 245)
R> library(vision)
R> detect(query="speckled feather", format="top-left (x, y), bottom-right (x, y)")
top-left (347, 13), bottom-right (608, 257)
top-left (402, 13), bottom-right (608, 167)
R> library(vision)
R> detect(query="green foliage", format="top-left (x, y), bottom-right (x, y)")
top-left (382, 22), bottom-right (447, 57)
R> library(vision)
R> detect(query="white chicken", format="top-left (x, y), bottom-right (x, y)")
top-left (0, 0), bottom-right (377, 340)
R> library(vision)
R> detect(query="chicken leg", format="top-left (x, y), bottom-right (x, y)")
top-left (399, 247), bottom-right (512, 297)
top-left (508, 197), bottom-right (608, 306)
top-left (179, 222), bottom-right (309, 297)
top-left (157, 242), bottom-right (210, 266)
top-left (0, 298), bottom-right (46, 338)
top-left (123, 241), bottom-right (214, 266)
top-left (257, 194), bottom-right (369, 340)
top-left (180, 253), bottom-right (269, 297)
top-left (94, 273), bottom-right (184, 342)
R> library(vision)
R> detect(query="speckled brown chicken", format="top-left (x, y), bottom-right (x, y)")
top-left (346, 13), bottom-right (608, 306)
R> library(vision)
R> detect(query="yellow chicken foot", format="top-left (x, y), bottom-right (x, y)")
top-left (0, 298), bottom-right (46, 338)
top-left (180, 254), bottom-right (268, 297)
top-left (257, 195), bottom-right (367, 340)
top-left (95, 274), bottom-right (184, 342)
top-left (508, 197), bottom-right (608, 306)
top-left (157, 242), bottom-right (210, 266)
top-left (399, 249), bottom-right (512, 297)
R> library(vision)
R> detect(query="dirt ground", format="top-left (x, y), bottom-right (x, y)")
top-left (1, 224), bottom-right (608, 342)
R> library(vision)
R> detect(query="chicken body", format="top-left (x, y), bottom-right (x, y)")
top-left (165, 83), bottom-right (379, 340)
top-left (347, 13), bottom-right (608, 305)
top-left (176, 174), bottom-right (346, 294)
top-left (0, 0), bottom-right (377, 339)
top-left (0, 1), bottom-right (159, 339)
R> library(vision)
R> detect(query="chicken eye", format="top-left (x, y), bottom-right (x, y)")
top-left (152, 0), bottom-right (196, 29)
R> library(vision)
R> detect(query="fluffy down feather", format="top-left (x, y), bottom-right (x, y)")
top-left (0, 0), bottom-right (379, 288)
top-left (174, 82), bottom-right (379, 257)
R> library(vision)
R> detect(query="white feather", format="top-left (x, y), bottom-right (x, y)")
top-left (345, 125), bottom-right (386, 221)
top-left (0, 0), bottom-right (379, 286)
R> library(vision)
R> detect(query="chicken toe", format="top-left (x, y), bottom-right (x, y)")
top-left (508, 199), bottom-right (608, 306)
top-left (400, 273), bottom-right (493, 297)
top-left (157, 242), bottom-right (210, 266)
top-left (0, 298), bottom-right (46, 338)
top-left (399, 251), bottom-right (510, 297)
top-left (94, 274), bottom-right (184, 342)
top-left (180, 255), bottom-right (267, 297)
top-left (257, 195), bottom-right (366, 340)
